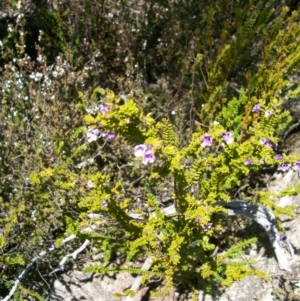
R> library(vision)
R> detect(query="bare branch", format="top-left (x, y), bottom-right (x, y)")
top-left (125, 257), bottom-right (154, 301)
top-left (49, 239), bottom-right (90, 275)
top-left (1, 224), bottom-right (97, 301)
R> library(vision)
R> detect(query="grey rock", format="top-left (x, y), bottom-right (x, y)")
top-left (50, 271), bottom-right (135, 301)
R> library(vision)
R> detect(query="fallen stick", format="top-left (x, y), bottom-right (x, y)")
top-left (1, 224), bottom-right (97, 301)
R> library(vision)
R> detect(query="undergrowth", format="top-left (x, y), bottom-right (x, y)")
top-left (0, 0), bottom-right (300, 300)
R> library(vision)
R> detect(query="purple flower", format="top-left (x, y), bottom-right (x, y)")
top-left (134, 144), bottom-right (155, 165)
top-left (265, 110), bottom-right (273, 117)
top-left (134, 144), bottom-right (149, 157)
top-left (281, 163), bottom-right (291, 172)
top-left (275, 154), bottom-right (283, 160)
top-left (244, 158), bottom-right (253, 165)
top-left (104, 132), bottom-right (116, 142)
top-left (50, 242), bottom-right (55, 249)
top-left (87, 180), bottom-right (94, 188)
top-left (102, 200), bottom-right (108, 207)
top-left (142, 150), bottom-right (156, 165)
top-left (260, 138), bottom-right (268, 144)
top-left (203, 223), bottom-right (212, 232)
top-left (280, 234), bottom-right (286, 241)
top-left (252, 104), bottom-right (261, 112)
top-left (201, 134), bottom-right (213, 147)
top-left (260, 138), bottom-right (275, 149)
top-left (265, 2), bottom-right (271, 8)
top-left (87, 128), bottom-right (100, 143)
top-left (266, 141), bottom-right (275, 149)
top-left (100, 105), bottom-right (111, 114)
top-left (294, 161), bottom-right (300, 171)
top-left (222, 132), bottom-right (234, 144)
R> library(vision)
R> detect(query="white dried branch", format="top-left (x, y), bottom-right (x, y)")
top-left (49, 239), bottom-right (90, 275)
top-left (125, 257), bottom-right (154, 301)
top-left (217, 200), bottom-right (292, 272)
top-left (2, 251), bottom-right (45, 301)
top-left (123, 205), bottom-right (176, 301)
top-left (1, 224), bottom-right (97, 301)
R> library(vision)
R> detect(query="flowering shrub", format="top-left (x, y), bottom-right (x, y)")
top-left (27, 86), bottom-right (300, 298)
top-left (1, 0), bottom-right (300, 300)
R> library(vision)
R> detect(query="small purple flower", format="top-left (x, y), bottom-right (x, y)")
top-left (100, 105), bottom-right (111, 114)
top-left (203, 223), bottom-right (212, 232)
top-left (244, 158), bottom-right (253, 165)
top-left (294, 161), bottom-right (300, 171)
top-left (201, 134), bottom-right (213, 147)
top-left (102, 200), bottom-right (108, 207)
top-left (142, 150), bottom-right (156, 165)
top-left (281, 163), bottom-right (291, 172)
top-left (252, 104), bottom-right (261, 112)
top-left (260, 138), bottom-right (268, 144)
top-left (260, 138), bottom-right (275, 149)
top-left (134, 144), bottom-right (155, 165)
top-left (105, 132), bottom-right (116, 142)
top-left (222, 132), bottom-right (234, 144)
top-left (50, 242), bottom-right (55, 249)
top-left (280, 234), bottom-right (287, 241)
top-left (87, 180), bottom-right (94, 188)
top-left (134, 144), bottom-right (149, 157)
top-left (275, 154), bottom-right (283, 160)
top-left (265, 2), bottom-right (271, 8)
top-left (265, 110), bottom-right (273, 117)
top-left (87, 128), bottom-right (100, 143)
top-left (266, 141), bottom-right (275, 149)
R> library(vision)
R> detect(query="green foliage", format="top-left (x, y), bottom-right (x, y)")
top-left (83, 264), bottom-right (162, 277)
top-left (19, 285), bottom-right (44, 301)
top-left (1, 0), bottom-right (300, 300)
top-left (45, 87), bottom-right (296, 295)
